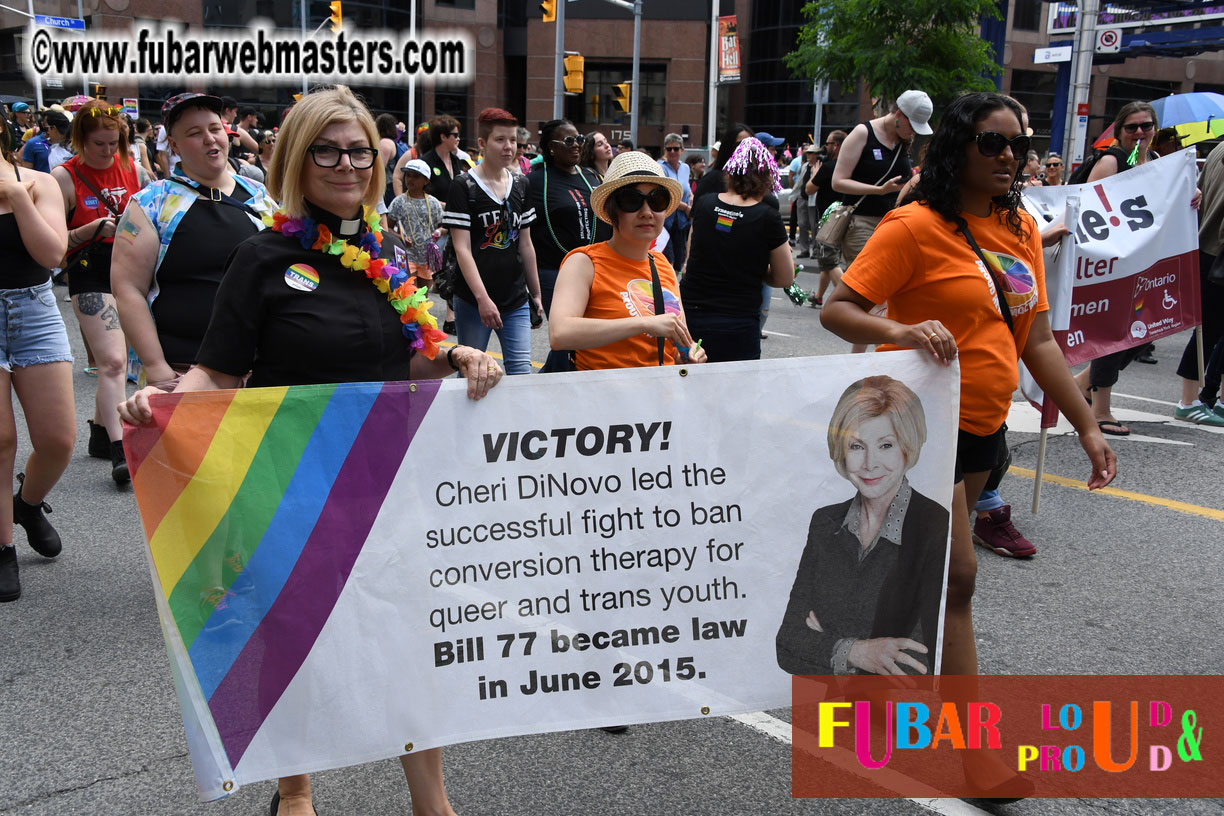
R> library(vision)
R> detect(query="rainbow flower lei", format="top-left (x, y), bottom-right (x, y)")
top-left (264, 205), bottom-right (448, 359)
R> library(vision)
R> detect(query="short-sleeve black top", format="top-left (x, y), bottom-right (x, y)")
top-left (680, 195), bottom-right (788, 316)
top-left (197, 202), bottom-right (415, 387)
top-left (442, 168), bottom-right (536, 313)
top-left (526, 163), bottom-right (610, 270)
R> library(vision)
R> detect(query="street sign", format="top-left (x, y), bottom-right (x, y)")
top-left (45, 78), bottom-right (63, 89)
top-left (33, 14), bottom-right (85, 30)
top-left (1095, 28), bottom-right (1121, 53)
top-left (1034, 45), bottom-right (1072, 64)
top-left (1072, 102), bottom-right (1090, 165)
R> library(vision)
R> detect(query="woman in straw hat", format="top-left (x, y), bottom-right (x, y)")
top-left (549, 150), bottom-right (707, 369)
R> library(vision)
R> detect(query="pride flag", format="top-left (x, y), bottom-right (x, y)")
top-left (125, 381), bottom-right (438, 782)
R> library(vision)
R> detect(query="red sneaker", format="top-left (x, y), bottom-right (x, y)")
top-left (972, 505), bottom-right (1036, 558)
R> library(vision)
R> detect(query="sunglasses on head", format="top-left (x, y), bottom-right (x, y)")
top-left (1122, 121), bottom-right (1156, 134)
top-left (613, 185), bottom-right (670, 214)
top-left (551, 134), bottom-right (586, 148)
top-left (974, 131), bottom-right (1031, 159)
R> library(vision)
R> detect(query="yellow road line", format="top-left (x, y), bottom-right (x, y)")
top-left (1011, 466), bottom-right (1224, 522)
top-left (438, 339), bottom-right (544, 370)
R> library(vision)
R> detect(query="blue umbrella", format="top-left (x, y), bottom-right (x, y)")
top-left (1148, 92), bottom-right (1224, 128)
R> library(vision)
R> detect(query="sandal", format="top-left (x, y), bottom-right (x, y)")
top-left (1097, 419), bottom-right (1130, 436)
top-left (84, 366), bottom-right (98, 377)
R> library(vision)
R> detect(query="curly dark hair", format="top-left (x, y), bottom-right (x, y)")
top-left (902, 92), bottom-right (1029, 241)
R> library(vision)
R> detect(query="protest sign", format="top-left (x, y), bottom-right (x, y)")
top-left (124, 353), bottom-right (957, 800)
top-left (1022, 150), bottom-right (1200, 366)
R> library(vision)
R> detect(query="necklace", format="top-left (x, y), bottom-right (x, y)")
top-left (264, 205), bottom-right (447, 359)
top-left (543, 165), bottom-right (597, 255)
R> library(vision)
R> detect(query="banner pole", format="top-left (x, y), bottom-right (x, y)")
top-left (1032, 427), bottom-right (1048, 515)
top-left (1197, 325), bottom-right (1206, 384)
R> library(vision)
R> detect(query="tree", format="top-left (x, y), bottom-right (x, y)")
top-left (785, 0), bottom-right (1002, 112)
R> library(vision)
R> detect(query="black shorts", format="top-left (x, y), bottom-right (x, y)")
top-left (954, 424), bottom-right (1008, 484)
top-left (66, 248), bottom-right (113, 296)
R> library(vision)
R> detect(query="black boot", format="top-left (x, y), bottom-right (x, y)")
top-left (14, 474), bottom-right (61, 558)
top-left (87, 419), bottom-right (110, 459)
top-left (111, 440), bottom-right (130, 485)
top-left (0, 545), bottom-right (19, 602)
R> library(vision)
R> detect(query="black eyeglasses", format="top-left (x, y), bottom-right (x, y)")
top-left (307, 144), bottom-right (377, 169)
top-left (551, 135), bottom-right (586, 148)
top-left (613, 185), bottom-right (671, 214)
top-left (447, 131), bottom-right (460, 138)
top-left (1121, 121), bottom-right (1156, 134)
top-left (974, 131), bottom-right (1031, 159)
top-left (1045, 161), bottom-right (1062, 168)
top-left (664, 145), bottom-right (683, 152)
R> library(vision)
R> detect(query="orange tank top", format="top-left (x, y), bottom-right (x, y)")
top-left (566, 242), bottom-right (682, 371)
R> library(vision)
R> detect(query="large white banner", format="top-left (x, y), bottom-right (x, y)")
top-left (1023, 149), bottom-right (1201, 367)
top-left (125, 354), bottom-right (958, 799)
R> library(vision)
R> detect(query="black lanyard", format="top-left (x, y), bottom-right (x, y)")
top-left (647, 254), bottom-right (665, 366)
top-left (958, 223), bottom-right (1014, 333)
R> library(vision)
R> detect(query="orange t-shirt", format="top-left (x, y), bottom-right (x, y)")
top-left (841, 202), bottom-right (1048, 435)
top-left (565, 243), bottom-right (682, 371)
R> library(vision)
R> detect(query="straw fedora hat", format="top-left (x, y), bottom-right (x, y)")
top-left (590, 150), bottom-right (684, 224)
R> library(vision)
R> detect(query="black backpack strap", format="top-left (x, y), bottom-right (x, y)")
top-left (166, 174), bottom-right (261, 220)
top-left (647, 253), bottom-right (666, 366)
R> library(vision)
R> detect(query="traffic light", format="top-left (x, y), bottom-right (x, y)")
top-left (613, 82), bottom-right (631, 114)
top-left (92, 83), bottom-right (107, 100)
top-left (563, 55), bottom-right (584, 95)
top-left (541, 0), bottom-right (556, 22)
top-left (328, 1), bottom-right (342, 33)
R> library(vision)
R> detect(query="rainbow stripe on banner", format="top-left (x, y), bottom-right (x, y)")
top-left (125, 381), bottom-right (438, 771)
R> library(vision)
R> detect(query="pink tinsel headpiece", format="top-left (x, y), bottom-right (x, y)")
top-left (723, 136), bottom-right (783, 193)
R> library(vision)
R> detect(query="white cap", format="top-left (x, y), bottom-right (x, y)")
top-left (402, 158), bottom-right (431, 178)
top-left (896, 90), bottom-right (934, 136)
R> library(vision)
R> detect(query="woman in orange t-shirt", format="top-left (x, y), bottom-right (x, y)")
top-left (550, 151), bottom-right (707, 369)
top-left (822, 93), bottom-right (1115, 796)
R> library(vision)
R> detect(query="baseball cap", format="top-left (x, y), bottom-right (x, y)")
top-left (12, 102), bottom-right (30, 113)
top-left (754, 131), bottom-right (785, 148)
top-left (896, 90), bottom-right (934, 135)
top-left (402, 158), bottom-right (431, 178)
top-left (161, 92), bottom-right (224, 133)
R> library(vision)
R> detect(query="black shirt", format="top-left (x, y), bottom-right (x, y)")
top-left (526, 164), bottom-right (610, 270)
top-left (775, 486), bottom-right (948, 676)
top-left (422, 148), bottom-right (461, 205)
top-left (693, 167), bottom-right (725, 202)
top-left (680, 194), bottom-right (788, 316)
top-left (197, 202), bottom-right (416, 387)
top-left (442, 168), bottom-right (536, 313)
top-left (847, 121), bottom-right (912, 218)
top-left (812, 158), bottom-right (841, 218)
top-left (0, 165), bottom-right (48, 288)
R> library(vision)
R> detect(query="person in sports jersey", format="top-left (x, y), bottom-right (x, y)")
top-left (111, 93), bottom-right (278, 399)
top-left (822, 92), bottom-right (1115, 799)
top-left (50, 101), bottom-right (152, 485)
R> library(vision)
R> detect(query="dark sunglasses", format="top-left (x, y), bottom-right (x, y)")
top-left (1121, 121), bottom-right (1156, 134)
top-left (1045, 161), bottom-right (1062, 167)
top-left (613, 185), bottom-right (671, 214)
top-left (551, 135), bottom-right (586, 148)
top-left (664, 145), bottom-right (683, 152)
top-left (447, 131), bottom-right (460, 137)
top-left (974, 131), bottom-right (1031, 159)
top-left (307, 144), bottom-right (377, 169)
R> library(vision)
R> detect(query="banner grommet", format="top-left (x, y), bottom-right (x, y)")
top-left (222, 780), bottom-right (234, 792)
top-left (678, 369), bottom-right (688, 377)
top-left (409, 384), bottom-right (418, 393)
top-left (404, 742), bottom-right (414, 752)
top-left (700, 706), bottom-right (710, 715)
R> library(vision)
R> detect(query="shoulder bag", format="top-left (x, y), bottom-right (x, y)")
top-left (814, 142), bottom-right (904, 250)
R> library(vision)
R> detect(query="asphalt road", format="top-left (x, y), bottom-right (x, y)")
top-left (1, 274), bottom-right (1221, 816)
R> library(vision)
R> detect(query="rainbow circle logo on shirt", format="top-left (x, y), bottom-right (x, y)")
top-left (623, 278), bottom-right (681, 317)
top-left (980, 249), bottom-right (1037, 317)
top-left (284, 263), bottom-right (320, 292)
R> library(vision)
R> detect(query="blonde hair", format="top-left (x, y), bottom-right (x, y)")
top-left (827, 376), bottom-right (927, 479)
top-left (266, 86), bottom-right (384, 218)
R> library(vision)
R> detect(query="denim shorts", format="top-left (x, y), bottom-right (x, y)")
top-left (0, 281), bottom-right (73, 373)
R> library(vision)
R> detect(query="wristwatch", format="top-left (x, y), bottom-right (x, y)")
top-left (447, 346), bottom-right (460, 371)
